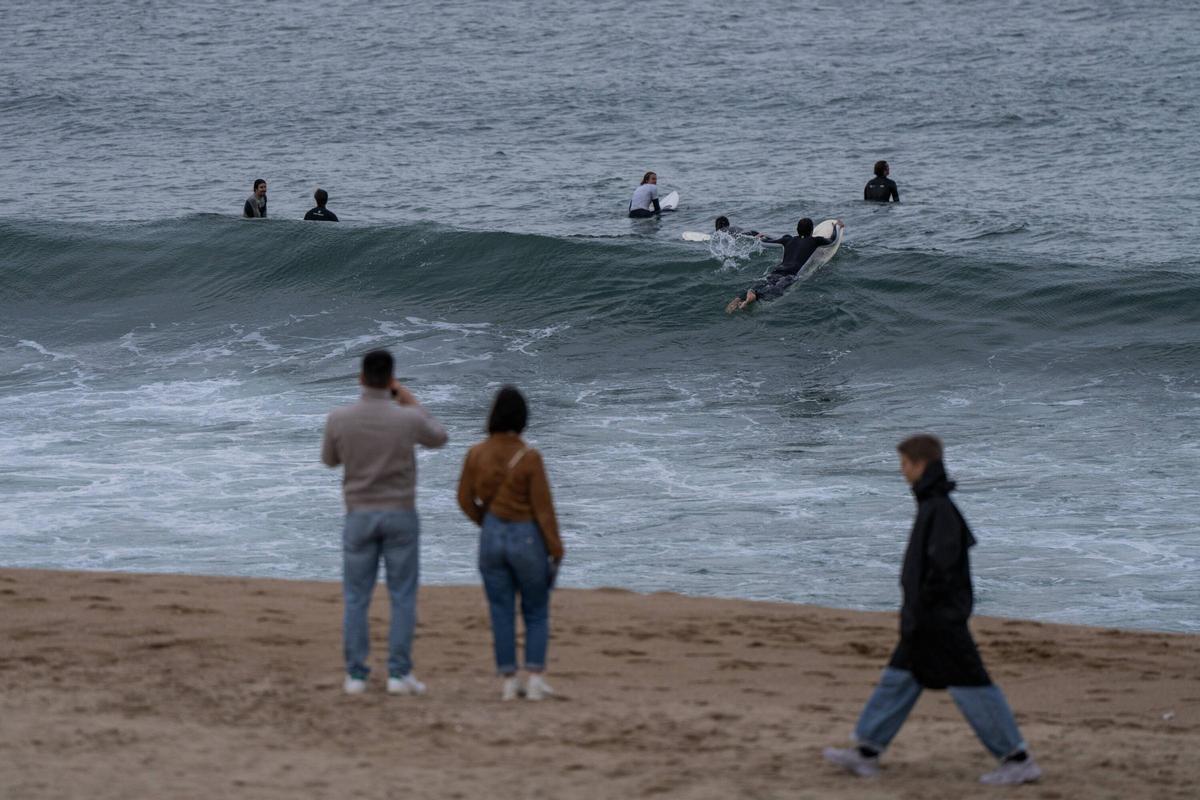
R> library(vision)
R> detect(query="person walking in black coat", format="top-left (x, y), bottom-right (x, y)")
top-left (823, 434), bottom-right (1042, 786)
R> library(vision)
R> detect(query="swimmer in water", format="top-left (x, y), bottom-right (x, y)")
top-left (864, 161), bottom-right (899, 202)
top-left (628, 171), bottom-right (662, 218)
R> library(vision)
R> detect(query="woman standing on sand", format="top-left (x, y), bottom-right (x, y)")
top-left (457, 386), bottom-right (564, 701)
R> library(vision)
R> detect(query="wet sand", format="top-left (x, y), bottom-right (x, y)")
top-left (1, 568), bottom-right (1197, 799)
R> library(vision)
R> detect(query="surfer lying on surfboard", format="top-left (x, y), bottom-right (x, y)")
top-left (725, 217), bottom-right (844, 313)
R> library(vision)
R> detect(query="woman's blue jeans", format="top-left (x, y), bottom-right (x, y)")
top-left (478, 514), bottom-right (551, 674)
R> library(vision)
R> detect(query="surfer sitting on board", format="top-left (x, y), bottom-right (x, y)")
top-left (628, 171), bottom-right (663, 218)
top-left (725, 217), bottom-right (844, 313)
top-left (714, 216), bottom-right (763, 238)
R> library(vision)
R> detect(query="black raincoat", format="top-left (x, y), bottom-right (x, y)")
top-left (887, 460), bottom-right (992, 689)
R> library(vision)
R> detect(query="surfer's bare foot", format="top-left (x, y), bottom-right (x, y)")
top-left (725, 297), bottom-right (743, 314)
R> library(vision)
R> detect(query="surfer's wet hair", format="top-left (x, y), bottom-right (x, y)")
top-left (487, 385), bottom-right (528, 435)
top-left (796, 218), bottom-right (814, 236)
top-left (640, 171), bottom-right (656, 184)
top-left (361, 349), bottom-right (394, 389)
top-left (253, 178), bottom-right (266, 191)
top-left (874, 160), bottom-right (889, 177)
top-left (714, 216), bottom-right (729, 230)
top-left (897, 433), bottom-right (943, 464)
top-left (314, 188), bottom-right (328, 206)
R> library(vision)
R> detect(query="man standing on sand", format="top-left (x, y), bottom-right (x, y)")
top-left (321, 349), bottom-right (448, 695)
top-left (243, 178), bottom-right (268, 218)
top-left (823, 434), bottom-right (1042, 786)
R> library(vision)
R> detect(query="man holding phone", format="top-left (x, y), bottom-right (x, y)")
top-left (321, 349), bottom-right (448, 695)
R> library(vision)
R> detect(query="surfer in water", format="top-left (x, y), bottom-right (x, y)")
top-left (243, 178), bottom-right (268, 218)
top-left (864, 160), bottom-right (899, 202)
top-left (725, 218), bottom-right (844, 313)
top-left (628, 171), bottom-right (663, 218)
top-left (304, 188), bottom-right (339, 222)
top-left (714, 216), bottom-right (763, 238)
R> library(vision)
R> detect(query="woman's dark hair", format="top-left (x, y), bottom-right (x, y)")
top-left (640, 171), bottom-right (656, 185)
top-left (796, 217), bottom-right (814, 236)
top-left (874, 160), bottom-right (889, 177)
top-left (714, 215), bottom-right (729, 230)
top-left (487, 385), bottom-right (527, 434)
top-left (253, 178), bottom-right (266, 190)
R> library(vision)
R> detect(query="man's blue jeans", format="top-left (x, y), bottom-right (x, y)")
top-left (478, 514), bottom-right (551, 674)
top-left (855, 667), bottom-right (1027, 759)
top-left (342, 509), bottom-right (420, 680)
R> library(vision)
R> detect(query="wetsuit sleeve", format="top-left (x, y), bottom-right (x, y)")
top-left (890, 183), bottom-right (899, 202)
top-left (813, 235), bottom-right (835, 246)
top-left (652, 198), bottom-right (661, 213)
top-left (864, 183), bottom-right (872, 201)
top-left (761, 235), bottom-right (789, 245)
top-left (244, 199), bottom-right (257, 218)
top-left (527, 451), bottom-right (564, 560)
top-left (457, 448), bottom-right (485, 525)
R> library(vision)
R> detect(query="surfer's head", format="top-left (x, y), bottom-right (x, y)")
top-left (874, 160), bottom-right (889, 177)
top-left (487, 385), bottom-right (528, 435)
top-left (714, 216), bottom-right (729, 231)
top-left (314, 188), bottom-right (329, 207)
top-left (641, 171), bottom-right (657, 185)
top-left (796, 218), bottom-right (814, 237)
top-left (253, 178), bottom-right (267, 197)
top-left (360, 349), bottom-right (394, 390)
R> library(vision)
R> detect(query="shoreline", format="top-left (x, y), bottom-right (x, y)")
top-left (2, 567), bottom-right (1197, 799)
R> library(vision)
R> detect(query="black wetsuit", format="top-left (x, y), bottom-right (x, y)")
top-left (304, 206), bottom-right (339, 222)
top-left (864, 175), bottom-right (899, 202)
top-left (749, 229), bottom-right (837, 300)
top-left (717, 224), bottom-right (760, 237)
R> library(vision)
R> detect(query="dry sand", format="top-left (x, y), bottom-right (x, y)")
top-left (1, 567), bottom-right (1197, 799)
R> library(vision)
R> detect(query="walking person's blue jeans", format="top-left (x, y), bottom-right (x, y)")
top-left (342, 509), bottom-right (420, 680)
top-left (478, 513), bottom-right (551, 674)
top-left (854, 667), bottom-right (1027, 759)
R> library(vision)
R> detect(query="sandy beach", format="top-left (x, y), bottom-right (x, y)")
top-left (1, 568), bottom-right (1196, 799)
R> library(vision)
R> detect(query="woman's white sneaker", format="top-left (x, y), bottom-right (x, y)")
top-left (343, 676), bottom-right (368, 695)
top-left (501, 676), bottom-right (522, 701)
top-left (387, 674), bottom-right (427, 695)
top-left (525, 674), bottom-right (553, 701)
top-left (980, 756), bottom-right (1042, 785)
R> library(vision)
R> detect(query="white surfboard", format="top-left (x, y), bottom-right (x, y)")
top-left (804, 219), bottom-right (843, 272)
top-left (682, 230), bottom-right (710, 242)
top-left (659, 190), bottom-right (679, 211)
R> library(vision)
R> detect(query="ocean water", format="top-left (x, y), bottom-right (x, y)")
top-left (2, 0), bottom-right (1198, 632)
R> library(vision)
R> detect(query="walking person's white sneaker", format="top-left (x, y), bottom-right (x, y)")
top-left (501, 675), bottom-right (522, 701)
top-left (822, 746), bottom-right (881, 778)
top-left (387, 673), bottom-right (427, 695)
top-left (525, 673), bottom-right (553, 701)
top-left (980, 756), bottom-right (1042, 785)
top-left (343, 676), bottom-right (368, 695)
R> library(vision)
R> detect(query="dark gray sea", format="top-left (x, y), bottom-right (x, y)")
top-left (2, 0), bottom-right (1198, 631)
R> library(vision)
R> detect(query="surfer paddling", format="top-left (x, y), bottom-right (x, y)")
top-left (714, 216), bottom-right (763, 238)
top-left (725, 218), bottom-right (843, 312)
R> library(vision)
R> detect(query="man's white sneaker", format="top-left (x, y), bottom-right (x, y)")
top-left (822, 747), bottom-right (881, 778)
top-left (525, 674), bottom-right (553, 701)
top-left (980, 756), bottom-right (1042, 785)
top-left (501, 676), bottom-right (522, 701)
top-left (343, 676), bottom-right (368, 695)
top-left (387, 674), bottom-right (427, 695)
